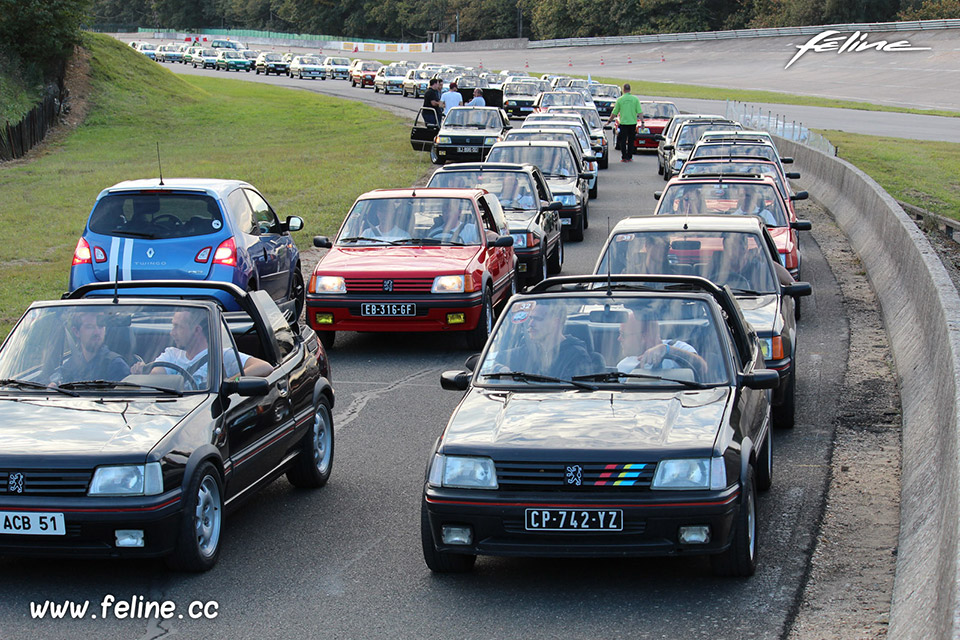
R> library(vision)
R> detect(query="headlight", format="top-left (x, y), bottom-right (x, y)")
top-left (428, 454), bottom-right (498, 489)
top-left (88, 463), bottom-right (163, 496)
top-left (651, 457), bottom-right (726, 490)
top-left (432, 275), bottom-right (465, 293)
top-left (483, 137), bottom-right (498, 146)
top-left (553, 194), bottom-right (577, 206)
top-left (311, 275), bottom-right (346, 294)
top-left (510, 233), bottom-right (528, 248)
top-left (759, 335), bottom-right (784, 359)
top-left (436, 136), bottom-right (452, 144)
top-left (505, 100), bottom-right (515, 106)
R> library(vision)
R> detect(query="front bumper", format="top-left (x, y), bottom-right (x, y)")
top-left (433, 144), bottom-right (495, 163)
top-left (423, 485), bottom-right (741, 558)
top-left (0, 491), bottom-right (183, 558)
top-left (297, 69), bottom-right (325, 78)
top-left (767, 356), bottom-right (793, 405)
top-left (306, 292), bottom-right (485, 333)
top-left (557, 204), bottom-right (584, 230)
top-left (503, 102), bottom-right (535, 117)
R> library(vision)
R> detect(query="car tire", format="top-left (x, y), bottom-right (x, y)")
top-left (589, 180), bottom-right (598, 200)
top-left (569, 210), bottom-right (585, 242)
top-left (374, 85), bottom-right (380, 93)
top-left (582, 200), bottom-right (589, 229)
top-left (466, 287), bottom-right (493, 350)
top-left (165, 461), bottom-right (223, 572)
top-left (531, 247), bottom-right (548, 285)
top-left (317, 330), bottom-right (336, 350)
top-left (756, 422), bottom-right (773, 491)
top-left (657, 159), bottom-right (664, 175)
top-left (291, 267), bottom-right (306, 319)
top-left (599, 153), bottom-right (609, 170)
top-left (711, 465), bottom-right (758, 577)
top-left (430, 145), bottom-right (443, 165)
top-left (420, 501), bottom-right (476, 573)
top-left (794, 296), bottom-right (802, 321)
top-left (547, 236), bottom-right (564, 274)
top-left (773, 368), bottom-right (796, 429)
top-left (255, 68), bottom-right (260, 75)
top-left (286, 395), bottom-right (334, 488)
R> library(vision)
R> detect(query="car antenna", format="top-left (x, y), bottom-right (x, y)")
top-left (112, 265), bottom-right (120, 304)
top-left (605, 217), bottom-right (613, 296)
top-left (156, 142), bottom-right (164, 186)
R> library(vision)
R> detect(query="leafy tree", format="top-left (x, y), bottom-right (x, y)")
top-left (0, 0), bottom-right (93, 73)
top-left (899, 0), bottom-right (960, 18)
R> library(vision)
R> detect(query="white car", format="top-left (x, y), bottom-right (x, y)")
top-left (322, 56), bottom-right (351, 80)
top-left (290, 55), bottom-right (326, 80)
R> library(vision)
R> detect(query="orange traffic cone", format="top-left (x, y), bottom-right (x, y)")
top-left (525, 60), bottom-right (529, 68)
top-left (568, 57), bottom-right (572, 67)
top-left (660, 52), bottom-right (665, 62)
top-left (479, 59), bottom-right (483, 69)
top-left (600, 57), bottom-right (605, 65)
top-left (627, 55), bottom-right (632, 64)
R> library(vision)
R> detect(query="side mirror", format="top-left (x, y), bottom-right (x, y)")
top-left (653, 191), bottom-right (662, 200)
top-left (222, 377), bottom-right (270, 397)
top-left (790, 191), bottom-right (809, 202)
top-left (783, 282), bottom-right (812, 298)
top-left (464, 353), bottom-right (481, 371)
top-left (781, 157), bottom-right (794, 164)
top-left (742, 369), bottom-right (779, 390)
top-left (579, 172), bottom-right (592, 180)
top-left (654, 134), bottom-right (664, 141)
top-left (591, 144), bottom-right (603, 152)
top-left (603, 124), bottom-right (613, 130)
top-left (663, 144), bottom-right (674, 151)
top-left (542, 200), bottom-right (562, 211)
top-left (786, 172), bottom-right (801, 179)
top-left (286, 215), bottom-right (304, 232)
top-left (313, 235), bottom-right (333, 248)
top-left (440, 370), bottom-right (471, 391)
top-left (583, 155), bottom-right (597, 163)
top-left (791, 220), bottom-right (812, 231)
top-left (490, 235), bottom-right (514, 248)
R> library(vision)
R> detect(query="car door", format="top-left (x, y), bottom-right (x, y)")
top-left (532, 170), bottom-right (561, 251)
top-left (242, 189), bottom-right (292, 300)
top-left (411, 108), bottom-right (440, 152)
top-left (478, 195), bottom-right (513, 304)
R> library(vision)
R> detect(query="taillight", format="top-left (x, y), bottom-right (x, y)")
top-left (212, 238), bottom-right (237, 267)
top-left (195, 247), bottom-right (212, 263)
top-left (93, 246), bottom-right (108, 263)
top-left (72, 238), bottom-right (92, 266)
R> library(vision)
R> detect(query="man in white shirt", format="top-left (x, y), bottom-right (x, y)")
top-left (467, 88), bottom-right (485, 106)
top-left (616, 310), bottom-right (707, 379)
top-left (440, 82), bottom-right (463, 116)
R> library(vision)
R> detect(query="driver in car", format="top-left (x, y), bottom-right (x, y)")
top-left (616, 309), bottom-right (707, 378)
top-left (131, 308), bottom-right (272, 387)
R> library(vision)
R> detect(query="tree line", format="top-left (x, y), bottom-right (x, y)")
top-left (87, 0), bottom-right (959, 42)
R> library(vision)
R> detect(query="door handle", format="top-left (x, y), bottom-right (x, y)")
top-left (277, 379), bottom-right (289, 398)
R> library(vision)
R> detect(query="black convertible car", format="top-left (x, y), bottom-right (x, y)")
top-left (0, 281), bottom-right (334, 570)
top-left (422, 275), bottom-right (778, 577)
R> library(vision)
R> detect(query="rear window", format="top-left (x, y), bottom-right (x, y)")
top-left (88, 193), bottom-right (225, 240)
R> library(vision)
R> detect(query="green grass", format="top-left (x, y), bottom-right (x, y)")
top-left (0, 32), bottom-right (430, 330)
top-left (822, 130), bottom-right (960, 220)
top-left (0, 62), bottom-right (42, 124)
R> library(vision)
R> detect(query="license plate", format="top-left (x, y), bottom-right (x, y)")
top-left (561, 217), bottom-right (571, 225)
top-left (457, 146), bottom-right (479, 153)
top-left (525, 508), bottom-right (623, 531)
top-left (0, 511), bottom-right (65, 536)
top-left (361, 303), bottom-right (415, 317)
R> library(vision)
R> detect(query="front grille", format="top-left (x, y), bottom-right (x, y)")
top-left (345, 277), bottom-right (434, 293)
top-left (496, 461), bottom-right (655, 491)
top-left (0, 470), bottom-right (92, 496)
top-left (450, 136), bottom-right (487, 146)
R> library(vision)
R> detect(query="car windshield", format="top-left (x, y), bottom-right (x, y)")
top-left (597, 231), bottom-right (778, 294)
top-left (692, 143), bottom-right (781, 164)
top-left (640, 103), bottom-right (679, 118)
top-left (476, 295), bottom-right (729, 387)
top-left (223, 51), bottom-right (241, 59)
top-left (658, 183), bottom-right (788, 227)
top-left (337, 197), bottom-right (482, 246)
top-left (681, 162), bottom-right (789, 198)
top-left (263, 54), bottom-right (282, 61)
top-left (384, 66), bottom-right (405, 76)
top-left (506, 131), bottom-right (582, 155)
top-left (549, 107), bottom-right (602, 129)
top-left (487, 146), bottom-right (577, 178)
top-left (302, 56), bottom-right (322, 64)
top-left (140, 44), bottom-right (156, 51)
top-left (428, 171), bottom-right (538, 212)
top-left (520, 122), bottom-right (589, 150)
top-left (88, 192), bottom-right (225, 240)
top-left (0, 303), bottom-right (241, 393)
top-left (676, 122), bottom-right (738, 148)
top-left (590, 85), bottom-right (620, 97)
top-left (444, 109), bottom-right (499, 128)
top-left (503, 83), bottom-right (538, 96)
top-left (201, 49), bottom-right (216, 56)
top-left (540, 93), bottom-right (585, 107)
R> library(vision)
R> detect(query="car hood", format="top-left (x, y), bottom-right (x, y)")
top-left (441, 387), bottom-right (730, 459)
top-left (734, 293), bottom-right (780, 335)
top-left (503, 209), bottom-right (538, 229)
top-left (317, 245), bottom-right (481, 275)
top-left (0, 396), bottom-right (205, 459)
top-left (545, 176), bottom-right (580, 195)
top-left (439, 125), bottom-right (503, 136)
top-left (767, 226), bottom-right (796, 256)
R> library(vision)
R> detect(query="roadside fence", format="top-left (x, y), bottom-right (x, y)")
top-left (0, 75), bottom-right (66, 162)
top-left (724, 99), bottom-right (836, 156)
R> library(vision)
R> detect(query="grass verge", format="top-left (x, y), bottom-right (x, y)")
top-left (0, 32), bottom-right (430, 332)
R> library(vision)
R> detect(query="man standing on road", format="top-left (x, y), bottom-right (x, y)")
top-left (440, 81), bottom-right (463, 117)
top-left (422, 78), bottom-right (443, 125)
top-left (467, 88), bottom-right (485, 106)
top-left (606, 83), bottom-right (644, 162)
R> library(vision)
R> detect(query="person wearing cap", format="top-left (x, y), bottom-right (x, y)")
top-left (606, 83), bottom-right (644, 162)
top-left (440, 81), bottom-right (463, 116)
top-left (467, 88), bottom-right (485, 106)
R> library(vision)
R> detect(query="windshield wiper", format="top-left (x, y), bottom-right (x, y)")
top-left (113, 230), bottom-right (157, 239)
top-left (481, 371), bottom-right (597, 391)
top-left (730, 288), bottom-right (765, 296)
top-left (571, 371), bottom-right (713, 389)
top-left (59, 379), bottom-right (184, 396)
top-left (0, 378), bottom-right (79, 397)
top-left (339, 236), bottom-right (403, 245)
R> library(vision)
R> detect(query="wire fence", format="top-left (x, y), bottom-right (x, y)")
top-left (724, 100), bottom-right (836, 156)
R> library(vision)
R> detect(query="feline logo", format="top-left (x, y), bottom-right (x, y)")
top-left (786, 30), bottom-right (931, 69)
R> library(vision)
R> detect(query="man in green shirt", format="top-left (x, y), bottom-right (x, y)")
top-left (606, 83), bottom-right (644, 162)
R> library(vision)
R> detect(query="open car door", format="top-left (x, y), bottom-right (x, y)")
top-left (411, 107), bottom-right (440, 152)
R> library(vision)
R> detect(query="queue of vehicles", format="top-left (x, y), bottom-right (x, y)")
top-left (5, 46), bottom-right (813, 579)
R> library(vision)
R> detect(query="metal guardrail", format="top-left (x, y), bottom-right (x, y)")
top-left (724, 100), bottom-right (837, 156)
top-left (529, 19), bottom-right (960, 48)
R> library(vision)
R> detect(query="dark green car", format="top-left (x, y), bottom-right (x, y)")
top-left (215, 50), bottom-right (252, 72)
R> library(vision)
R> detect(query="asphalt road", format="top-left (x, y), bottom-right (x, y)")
top-left (1, 63), bottom-right (849, 639)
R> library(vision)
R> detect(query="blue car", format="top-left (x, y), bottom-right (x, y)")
top-left (68, 178), bottom-right (305, 313)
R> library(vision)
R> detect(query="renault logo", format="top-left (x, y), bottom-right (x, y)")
top-left (146, 248), bottom-right (155, 258)
top-left (383, 280), bottom-right (394, 292)
top-left (8, 472), bottom-right (24, 494)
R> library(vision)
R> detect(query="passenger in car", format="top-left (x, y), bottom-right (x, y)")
top-left (732, 187), bottom-right (777, 226)
top-left (55, 311), bottom-right (131, 384)
top-left (362, 200), bottom-right (412, 242)
top-left (616, 309), bottom-right (708, 379)
top-left (673, 187), bottom-right (707, 215)
top-left (498, 303), bottom-right (594, 378)
top-left (625, 234), bottom-right (671, 275)
top-left (427, 201), bottom-right (480, 244)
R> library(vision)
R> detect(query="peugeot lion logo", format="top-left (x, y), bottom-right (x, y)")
top-left (565, 465), bottom-right (582, 486)
top-left (146, 248), bottom-right (155, 258)
top-left (8, 472), bottom-right (24, 494)
top-left (382, 279), bottom-right (394, 292)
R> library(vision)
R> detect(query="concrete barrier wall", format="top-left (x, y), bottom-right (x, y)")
top-left (435, 38), bottom-right (529, 52)
top-left (777, 136), bottom-right (960, 639)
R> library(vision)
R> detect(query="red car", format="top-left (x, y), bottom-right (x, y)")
top-left (613, 101), bottom-right (679, 152)
top-left (350, 60), bottom-right (382, 88)
top-left (653, 176), bottom-right (811, 281)
top-left (679, 157), bottom-right (808, 218)
top-left (307, 188), bottom-right (517, 349)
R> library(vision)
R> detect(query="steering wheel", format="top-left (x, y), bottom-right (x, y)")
top-left (660, 348), bottom-right (702, 381)
top-left (150, 214), bottom-right (182, 229)
top-left (140, 360), bottom-right (199, 390)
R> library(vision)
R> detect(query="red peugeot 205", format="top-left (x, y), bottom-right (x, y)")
top-left (307, 188), bottom-right (516, 349)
